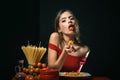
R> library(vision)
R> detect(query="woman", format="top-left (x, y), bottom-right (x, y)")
top-left (48, 9), bottom-right (90, 72)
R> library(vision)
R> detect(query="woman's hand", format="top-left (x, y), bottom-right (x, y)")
top-left (63, 44), bottom-right (74, 53)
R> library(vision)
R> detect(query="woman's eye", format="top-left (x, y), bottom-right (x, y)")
top-left (62, 20), bottom-right (66, 23)
top-left (70, 17), bottom-right (74, 20)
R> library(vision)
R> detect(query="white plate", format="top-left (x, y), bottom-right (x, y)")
top-left (59, 72), bottom-right (91, 77)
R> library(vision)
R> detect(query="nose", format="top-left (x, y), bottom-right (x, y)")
top-left (68, 20), bottom-right (72, 24)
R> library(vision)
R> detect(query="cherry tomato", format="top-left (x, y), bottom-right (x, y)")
top-left (29, 76), bottom-right (34, 80)
top-left (34, 68), bottom-right (40, 73)
top-left (42, 63), bottom-right (47, 68)
top-left (32, 63), bottom-right (37, 67)
top-left (69, 27), bottom-right (74, 31)
top-left (29, 68), bottom-right (34, 74)
top-left (37, 62), bottom-right (42, 68)
top-left (26, 69), bottom-right (29, 74)
top-left (25, 75), bottom-right (30, 80)
top-left (34, 75), bottom-right (40, 80)
top-left (23, 67), bottom-right (27, 73)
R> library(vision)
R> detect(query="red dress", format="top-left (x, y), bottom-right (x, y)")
top-left (48, 43), bottom-right (87, 72)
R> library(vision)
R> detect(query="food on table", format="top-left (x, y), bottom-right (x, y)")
top-left (64, 72), bottom-right (85, 77)
top-left (23, 62), bottom-right (48, 80)
top-left (13, 41), bottom-right (49, 80)
top-left (21, 43), bottom-right (47, 65)
top-left (36, 62), bottom-right (42, 68)
top-left (42, 63), bottom-right (47, 68)
top-left (23, 62), bottom-right (48, 74)
top-left (25, 74), bottom-right (34, 80)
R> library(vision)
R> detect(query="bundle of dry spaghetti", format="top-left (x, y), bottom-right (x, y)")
top-left (21, 43), bottom-right (47, 65)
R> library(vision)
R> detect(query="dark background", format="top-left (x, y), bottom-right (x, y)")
top-left (1, 0), bottom-right (120, 80)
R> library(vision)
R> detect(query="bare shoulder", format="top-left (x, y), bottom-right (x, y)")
top-left (78, 43), bottom-right (90, 55)
top-left (49, 32), bottom-right (60, 45)
top-left (50, 32), bottom-right (59, 37)
top-left (49, 32), bottom-right (60, 40)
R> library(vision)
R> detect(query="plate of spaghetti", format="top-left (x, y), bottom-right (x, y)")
top-left (59, 72), bottom-right (91, 77)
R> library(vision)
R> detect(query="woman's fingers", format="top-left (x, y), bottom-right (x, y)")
top-left (65, 46), bottom-right (74, 53)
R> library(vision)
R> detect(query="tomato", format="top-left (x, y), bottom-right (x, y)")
top-left (34, 75), bottom-right (40, 80)
top-left (69, 27), bottom-right (74, 31)
top-left (42, 67), bottom-right (48, 70)
top-left (23, 67), bottom-right (27, 73)
top-left (34, 68), bottom-right (40, 73)
top-left (25, 75), bottom-right (34, 80)
top-left (31, 63), bottom-right (36, 67)
top-left (25, 75), bottom-right (30, 80)
top-left (23, 68), bottom-right (29, 73)
top-left (29, 68), bottom-right (34, 74)
top-left (37, 62), bottom-right (42, 68)
top-left (42, 63), bottom-right (47, 68)
top-left (29, 76), bottom-right (34, 80)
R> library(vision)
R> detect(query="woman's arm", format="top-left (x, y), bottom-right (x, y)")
top-left (48, 32), bottom-right (69, 71)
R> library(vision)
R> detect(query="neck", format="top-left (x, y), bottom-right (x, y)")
top-left (63, 34), bottom-right (74, 44)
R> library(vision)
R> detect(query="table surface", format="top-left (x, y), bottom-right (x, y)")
top-left (12, 76), bottom-right (111, 80)
top-left (59, 76), bottom-right (111, 80)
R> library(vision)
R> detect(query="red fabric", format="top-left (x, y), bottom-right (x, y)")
top-left (48, 43), bottom-right (87, 72)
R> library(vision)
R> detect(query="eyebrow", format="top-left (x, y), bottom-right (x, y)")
top-left (61, 17), bottom-right (66, 20)
top-left (68, 16), bottom-right (73, 18)
top-left (60, 16), bottom-right (73, 21)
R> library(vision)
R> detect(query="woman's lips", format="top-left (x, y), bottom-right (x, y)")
top-left (69, 25), bottom-right (74, 31)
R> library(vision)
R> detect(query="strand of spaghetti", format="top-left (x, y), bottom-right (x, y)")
top-left (36, 47), bottom-right (42, 62)
top-left (21, 44), bottom-right (47, 65)
top-left (32, 46), bottom-right (37, 64)
top-left (39, 47), bottom-right (47, 61)
top-left (21, 46), bottom-right (29, 64)
top-left (36, 47), bottom-right (41, 62)
top-left (27, 45), bottom-right (32, 65)
top-left (36, 47), bottom-right (43, 62)
top-left (77, 50), bottom-right (90, 72)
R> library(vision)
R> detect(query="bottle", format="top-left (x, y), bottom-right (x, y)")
top-left (14, 60), bottom-right (26, 80)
